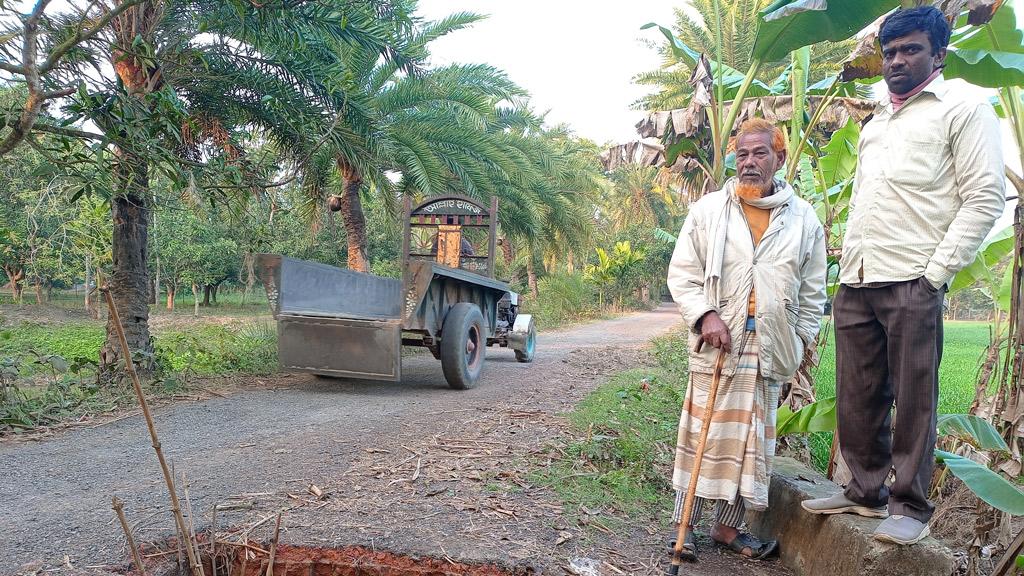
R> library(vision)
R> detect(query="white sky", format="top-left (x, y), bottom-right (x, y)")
top-left (417, 0), bottom-right (685, 145)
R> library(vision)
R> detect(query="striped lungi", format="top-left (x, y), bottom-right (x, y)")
top-left (671, 330), bottom-right (781, 511)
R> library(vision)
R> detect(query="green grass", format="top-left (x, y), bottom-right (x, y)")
top-left (1, 288), bottom-right (271, 316)
top-left (0, 322), bottom-right (105, 364)
top-left (0, 317), bottom-right (278, 434)
top-left (151, 289), bottom-right (271, 318)
top-left (531, 331), bottom-right (689, 531)
top-left (153, 322), bottom-right (278, 375)
top-left (810, 321), bottom-right (989, 414)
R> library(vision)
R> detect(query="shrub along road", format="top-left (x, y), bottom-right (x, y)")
top-left (0, 305), bottom-right (790, 575)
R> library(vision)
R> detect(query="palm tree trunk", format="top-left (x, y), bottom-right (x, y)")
top-left (336, 158), bottom-right (369, 272)
top-left (99, 149), bottom-right (155, 379)
top-left (526, 256), bottom-right (538, 298)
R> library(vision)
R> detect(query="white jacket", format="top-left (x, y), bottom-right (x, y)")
top-left (667, 180), bottom-right (827, 381)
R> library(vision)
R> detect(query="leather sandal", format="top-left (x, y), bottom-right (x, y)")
top-left (667, 531), bottom-right (698, 562)
top-left (715, 532), bottom-right (777, 560)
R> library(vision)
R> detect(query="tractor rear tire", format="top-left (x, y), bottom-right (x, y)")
top-left (440, 303), bottom-right (486, 389)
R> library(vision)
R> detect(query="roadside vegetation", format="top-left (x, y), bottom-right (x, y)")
top-left (533, 331), bottom-right (688, 532)
top-left (0, 292), bottom-right (279, 433)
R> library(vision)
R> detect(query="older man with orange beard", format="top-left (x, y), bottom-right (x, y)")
top-left (666, 118), bottom-right (826, 561)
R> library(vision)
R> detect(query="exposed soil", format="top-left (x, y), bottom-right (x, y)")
top-left (1, 305), bottom-right (792, 576)
top-left (243, 545), bottom-right (525, 576)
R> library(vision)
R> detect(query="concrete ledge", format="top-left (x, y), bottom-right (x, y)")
top-left (747, 457), bottom-right (953, 576)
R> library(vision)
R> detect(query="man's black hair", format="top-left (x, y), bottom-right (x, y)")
top-left (879, 6), bottom-right (951, 54)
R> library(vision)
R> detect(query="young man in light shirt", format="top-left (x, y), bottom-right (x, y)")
top-left (802, 6), bottom-right (1005, 545)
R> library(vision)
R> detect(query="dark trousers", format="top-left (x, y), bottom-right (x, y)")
top-left (835, 278), bottom-right (943, 522)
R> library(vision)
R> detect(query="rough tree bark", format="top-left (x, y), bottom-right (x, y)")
top-left (334, 158), bottom-right (368, 272)
top-left (166, 282), bottom-right (176, 310)
top-left (98, 150), bottom-right (155, 378)
top-left (2, 266), bottom-right (25, 302)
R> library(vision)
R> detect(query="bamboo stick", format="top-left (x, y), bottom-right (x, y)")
top-left (112, 496), bottom-right (146, 575)
top-left (102, 288), bottom-right (204, 576)
top-left (265, 514), bottom-right (282, 576)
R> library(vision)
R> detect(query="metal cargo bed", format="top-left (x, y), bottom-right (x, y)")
top-left (259, 254), bottom-right (404, 381)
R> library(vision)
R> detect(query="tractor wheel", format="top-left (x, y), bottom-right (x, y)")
top-left (440, 303), bottom-right (486, 389)
top-left (514, 320), bottom-right (536, 363)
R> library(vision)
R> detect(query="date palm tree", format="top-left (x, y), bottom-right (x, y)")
top-left (40, 0), bottom-right (403, 376)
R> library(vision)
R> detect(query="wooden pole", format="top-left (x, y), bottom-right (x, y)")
top-left (112, 496), bottom-right (146, 575)
top-left (668, 348), bottom-right (727, 574)
top-left (992, 527), bottom-right (1024, 575)
top-left (101, 288), bottom-right (204, 576)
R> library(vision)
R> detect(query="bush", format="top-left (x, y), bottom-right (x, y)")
top-left (528, 273), bottom-right (600, 328)
top-left (533, 331), bottom-right (690, 525)
top-left (154, 321), bottom-right (277, 375)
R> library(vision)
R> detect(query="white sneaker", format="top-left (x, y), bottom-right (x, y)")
top-left (801, 493), bottom-right (889, 518)
top-left (873, 515), bottom-right (930, 545)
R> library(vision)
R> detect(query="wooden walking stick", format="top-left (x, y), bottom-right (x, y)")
top-left (668, 344), bottom-right (727, 575)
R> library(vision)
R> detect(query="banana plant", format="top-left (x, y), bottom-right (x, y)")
top-left (943, 0), bottom-right (1024, 197)
top-left (645, 0), bottom-right (893, 186)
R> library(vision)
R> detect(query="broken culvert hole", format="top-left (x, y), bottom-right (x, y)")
top-left (154, 544), bottom-right (538, 576)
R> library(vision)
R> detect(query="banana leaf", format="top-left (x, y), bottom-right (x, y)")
top-left (753, 0), bottom-right (900, 63)
top-left (945, 1), bottom-right (1024, 88)
top-left (641, 24), bottom-right (778, 98)
top-left (949, 225), bottom-right (1014, 294)
top-left (653, 227), bottom-right (678, 244)
top-left (937, 413), bottom-right (1010, 452)
top-left (818, 119), bottom-right (860, 187)
top-left (935, 449), bottom-right (1024, 515)
top-left (777, 396), bottom-right (837, 435)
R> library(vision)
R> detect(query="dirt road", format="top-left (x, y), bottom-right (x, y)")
top-left (0, 305), bottom-right (789, 575)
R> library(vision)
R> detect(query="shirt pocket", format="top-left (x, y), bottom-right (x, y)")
top-left (783, 297), bottom-right (799, 327)
top-left (885, 136), bottom-right (947, 189)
